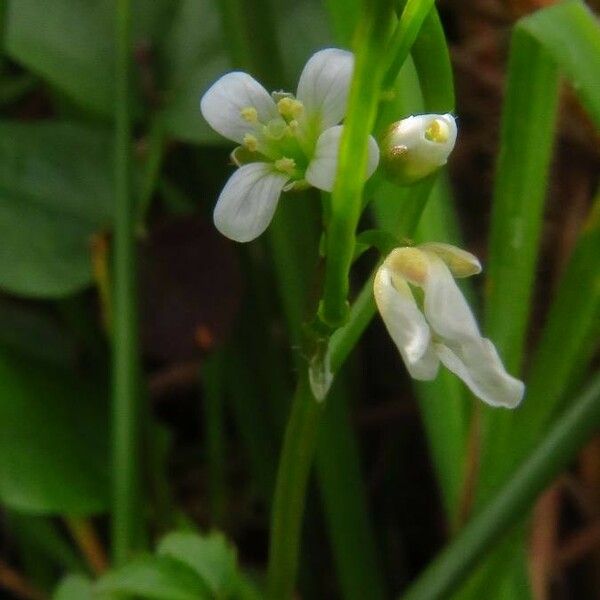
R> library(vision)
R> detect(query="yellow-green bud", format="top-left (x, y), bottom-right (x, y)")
top-left (380, 114), bottom-right (457, 185)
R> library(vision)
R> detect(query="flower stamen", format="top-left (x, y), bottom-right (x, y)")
top-left (240, 106), bottom-right (258, 123)
top-left (424, 118), bottom-right (450, 143)
top-left (274, 157), bottom-right (297, 176)
top-left (242, 133), bottom-right (259, 152)
top-left (277, 97), bottom-right (304, 121)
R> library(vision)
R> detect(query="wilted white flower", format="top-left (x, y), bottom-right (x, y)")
top-left (201, 49), bottom-right (380, 242)
top-left (380, 113), bottom-right (457, 185)
top-left (374, 243), bottom-right (524, 408)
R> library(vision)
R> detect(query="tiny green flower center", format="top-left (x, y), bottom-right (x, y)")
top-left (424, 118), bottom-right (450, 143)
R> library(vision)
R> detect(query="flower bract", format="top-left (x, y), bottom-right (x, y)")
top-left (374, 243), bottom-right (525, 409)
top-left (201, 48), bottom-right (380, 242)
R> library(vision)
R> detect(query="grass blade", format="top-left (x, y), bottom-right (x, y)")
top-left (400, 373), bottom-right (600, 600)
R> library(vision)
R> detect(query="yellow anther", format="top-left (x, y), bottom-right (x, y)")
top-left (274, 157), bottom-right (296, 176)
top-left (424, 118), bottom-right (450, 143)
top-left (240, 106), bottom-right (258, 123)
top-left (243, 133), bottom-right (259, 152)
top-left (277, 97), bottom-right (304, 120)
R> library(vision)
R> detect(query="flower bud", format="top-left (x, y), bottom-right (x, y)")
top-left (380, 113), bottom-right (457, 185)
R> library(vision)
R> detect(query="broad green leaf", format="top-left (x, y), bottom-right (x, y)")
top-left (157, 530), bottom-right (237, 595)
top-left (158, 0), bottom-right (230, 144)
top-left (5, 0), bottom-right (174, 117)
top-left (0, 351), bottom-right (109, 514)
top-left (96, 555), bottom-right (211, 600)
top-left (0, 121), bottom-right (113, 297)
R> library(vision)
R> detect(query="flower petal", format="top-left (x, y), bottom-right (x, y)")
top-left (435, 339), bottom-right (525, 408)
top-left (305, 126), bottom-right (379, 192)
top-left (374, 265), bottom-right (439, 380)
top-left (200, 72), bottom-right (278, 143)
top-left (213, 163), bottom-right (289, 242)
top-left (296, 48), bottom-right (354, 129)
top-left (422, 255), bottom-right (480, 343)
top-left (420, 243), bottom-right (481, 278)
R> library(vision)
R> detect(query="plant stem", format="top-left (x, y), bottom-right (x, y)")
top-left (400, 373), bottom-right (600, 600)
top-left (320, 0), bottom-right (393, 327)
top-left (266, 373), bottom-right (323, 600)
top-left (111, 0), bottom-right (142, 566)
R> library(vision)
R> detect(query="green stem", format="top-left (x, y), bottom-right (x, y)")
top-left (320, 0), bottom-right (393, 327)
top-left (266, 374), bottom-right (323, 600)
top-left (400, 373), bottom-right (600, 600)
top-left (111, 0), bottom-right (142, 565)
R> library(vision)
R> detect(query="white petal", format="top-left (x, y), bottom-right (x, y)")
top-left (435, 339), bottom-right (525, 408)
top-left (200, 72), bottom-right (278, 143)
top-left (296, 48), bottom-right (354, 129)
top-left (213, 163), bottom-right (289, 242)
top-left (374, 265), bottom-right (439, 380)
top-left (305, 126), bottom-right (379, 192)
top-left (419, 243), bottom-right (482, 278)
top-left (422, 255), bottom-right (480, 343)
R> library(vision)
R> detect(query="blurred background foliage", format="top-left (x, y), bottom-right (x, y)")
top-left (0, 0), bottom-right (598, 599)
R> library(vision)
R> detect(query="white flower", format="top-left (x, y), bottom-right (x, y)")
top-left (380, 113), bottom-right (457, 185)
top-left (200, 48), bottom-right (380, 242)
top-left (374, 243), bottom-right (524, 408)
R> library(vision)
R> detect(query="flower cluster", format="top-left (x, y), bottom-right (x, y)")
top-left (200, 48), bottom-right (379, 242)
top-left (200, 50), bottom-right (524, 408)
top-left (374, 243), bottom-right (524, 408)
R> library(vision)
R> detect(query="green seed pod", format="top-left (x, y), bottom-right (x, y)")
top-left (380, 113), bottom-right (457, 185)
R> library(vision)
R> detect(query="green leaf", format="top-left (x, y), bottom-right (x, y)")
top-left (480, 0), bottom-right (600, 509)
top-left (4, 0), bottom-right (174, 117)
top-left (96, 555), bottom-right (212, 600)
top-left (5, 0), bottom-right (114, 115)
top-left (519, 0), bottom-right (600, 128)
top-left (483, 27), bottom-right (560, 373)
top-left (157, 530), bottom-right (238, 595)
top-left (0, 351), bottom-right (109, 514)
top-left (158, 0), bottom-right (230, 144)
top-left (0, 121), bottom-right (113, 297)
top-left (54, 574), bottom-right (117, 600)
top-left (400, 374), bottom-right (600, 600)
top-left (53, 574), bottom-right (93, 600)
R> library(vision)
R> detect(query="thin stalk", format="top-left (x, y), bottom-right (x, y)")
top-left (320, 0), bottom-right (393, 326)
top-left (111, 0), bottom-right (142, 565)
top-left (266, 373), bottom-right (323, 600)
top-left (400, 373), bottom-right (600, 600)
